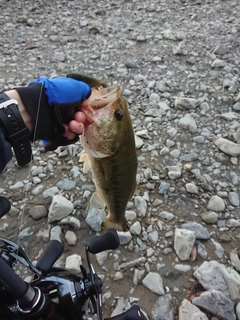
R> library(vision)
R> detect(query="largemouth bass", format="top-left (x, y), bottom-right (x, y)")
top-left (80, 85), bottom-right (138, 231)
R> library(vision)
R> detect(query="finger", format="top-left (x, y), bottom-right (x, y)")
top-left (68, 120), bottom-right (84, 135)
top-left (63, 124), bottom-right (76, 140)
top-left (74, 111), bottom-right (87, 123)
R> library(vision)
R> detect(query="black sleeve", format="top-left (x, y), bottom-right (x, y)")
top-left (0, 128), bottom-right (13, 173)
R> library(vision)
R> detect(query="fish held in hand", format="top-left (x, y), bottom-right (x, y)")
top-left (80, 86), bottom-right (137, 231)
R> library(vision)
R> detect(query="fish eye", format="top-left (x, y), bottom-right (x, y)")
top-left (114, 109), bottom-right (123, 121)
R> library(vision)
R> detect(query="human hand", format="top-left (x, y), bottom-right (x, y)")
top-left (14, 77), bottom-right (91, 151)
top-left (63, 111), bottom-right (87, 140)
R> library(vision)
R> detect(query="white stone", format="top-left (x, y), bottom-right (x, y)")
top-left (174, 228), bottom-right (196, 261)
top-left (65, 254), bottom-right (82, 272)
top-left (142, 272), bottom-right (165, 295)
top-left (48, 195), bottom-right (74, 223)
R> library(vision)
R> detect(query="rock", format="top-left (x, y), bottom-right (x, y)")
top-left (214, 138), bottom-right (240, 157)
top-left (112, 271), bottom-right (124, 281)
top-left (174, 228), bottom-right (196, 261)
top-left (207, 195), bottom-right (225, 211)
top-left (151, 294), bottom-right (174, 320)
top-left (178, 114), bottom-right (197, 133)
top-left (56, 179), bottom-right (76, 191)
top-left (29, 205), bottom-right (48, 220)
top-left (135, 135), bottom-right (144, 149)
top-left (174, 264), bottom-right (191, 272)
top-left (200, 211), bottom-right (218, 224)
top-left (233, 102), bottom-right (240, 111)
top-left (117, 231), bottom-right (132, 245)
top-left (228, 192), bottom-right (239, 207)
top-left (134, 196), bottom-right (147, 217)
top-left (186, 183), bottom-right (199, 194)
top-left (142, 272), bottom-right (165, 295)
top-left (43, 186), bottom-right (59, 198)
top-left (48, 195), bottom-right (74, 223)
top-left (192, 289), bottom-right (236, 320)
top-left (65, 230), bottom-right (77, 245)
top-left (158, 181), bottom-right (170, 194)
top-left (149, 93), bottom-right (160, 103)
top-left (133, 269), bottom-right (145, 286)
top-left (18, 227), bottom-right (34, 239)
top-left (181, 222), bottom-right (210, 240)
top-left (65, 254), bottom-right (82, 272)
top-left (85, 207), bottom-right (106, 232)
top-left (159, 211), bottom-right (174, 221)
top-left (96, 251), bottom-right (109, 266)
top-left (50, 226), bottom-right (62, 242)
top-left (175, 97), bottom-right (200, 109)
top-left (179, 299), bottom-right (208, 320)
top-left (218, 233), bottom-right (231, 242)
top-left (197, 243), bottom-right (207, 259)
top-left (69, 217), bottom-right (81, 230)
top-left (230, 252), bottom-right (240, 272)
top-left (193, 261), bottom-right (240, 302)
top-left (166, 165), bottom-right (181, 179)
top-left (32, 185), bottom-right (45, 195)
top-left (211, 239), bottom-right (224, 258)
top-left (119, 257), bottom-right (146, 269)
top-left (179, 153), bottom-right (198, 162)
top-left (148, 230), bottom-right (159, 244)
top-left (130, 221), bottom-right (141, 235)
top-left (211, 59), bottom-right (226, 68)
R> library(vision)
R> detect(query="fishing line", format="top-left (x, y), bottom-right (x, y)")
top-left (17, 83), bottom-right (44, 247)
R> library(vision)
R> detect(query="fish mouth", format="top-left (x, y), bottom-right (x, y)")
top-left (89, 86), bottom-right (119, 110)
top-left (80, 86), bottom-right (119, 127)
top-left (81, 86), bottom-right (119, 110)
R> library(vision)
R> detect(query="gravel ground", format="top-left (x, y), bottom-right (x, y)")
top-left (0, 0), bottom-right (240, 319)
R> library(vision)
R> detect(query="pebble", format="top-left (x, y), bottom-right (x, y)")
top-left (207, 195), bottom-right (225, 211)
top-left (130, 221), bottom-right (141, 235)
top-left (65, 254), bottom-right (82, 272)
top-left (42, 186), bottom-right (59, 199)
top-left (48, 195), bottom-right (74, 223)
top-left (228, 192), bottom-right (240, 207)
top-left (142, 272), bottom-right (165, 295)
top-left (174, 264), bottom-right (192, 272)
top-left (200, 211), bottom-right (218, 224)
top-left (134, 196), bottom-right (147, 217)
top-left (9, 181), bottom-right (24, 190)
top-left (56, 179), bottom-right (76, 191)
top-left (65, 230), bottom-right (77, 246)
top-left (159, 211), bottom-right (174, 221)
top-left (1, 1), bottom-right (240, 319)
top-left (181, 222), bottom-right (210, 240)
top-left (214, 138), bottom-right (240, 157)
top-left (69, 217), bottom-right (81, 230)
top-left (185, 183), bottom-right (199, 194)
top-left (194, 261), bottom-right (240, 303)
top-left (174, 228), bottom-right (196, 261)
top-left (192, 289), bottom-right (236, 320)
top-left (175, 97), bottom-right (200, 109)
top-left (230, 252), bottom-right (240, 272)
top-left (151, 294), bottom-right (174, 320)
top-left (29, 205), bottom-right (48, 220)
top-left (179, 299), bottom-right (208, 320)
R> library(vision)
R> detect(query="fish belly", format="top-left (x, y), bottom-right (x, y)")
top-left (90, 149), bottom-right (137, 231)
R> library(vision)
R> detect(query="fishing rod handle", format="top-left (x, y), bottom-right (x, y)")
top-left (0, 258), bottom-right (63, 319)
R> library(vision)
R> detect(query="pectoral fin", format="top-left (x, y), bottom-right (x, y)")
top-left (79, 153), bottom-right (92, 173)
top-left (90, 192), bottom-right (106, 210)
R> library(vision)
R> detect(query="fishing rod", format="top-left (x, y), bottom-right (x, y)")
top-left (0, 197), bottom-right (147, 320)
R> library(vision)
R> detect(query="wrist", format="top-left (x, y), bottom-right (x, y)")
top-left (4, 90), bottom-right (34, 133)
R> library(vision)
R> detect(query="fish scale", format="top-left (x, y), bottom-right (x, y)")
top-left (80, 84), bottom-right (137, 231)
